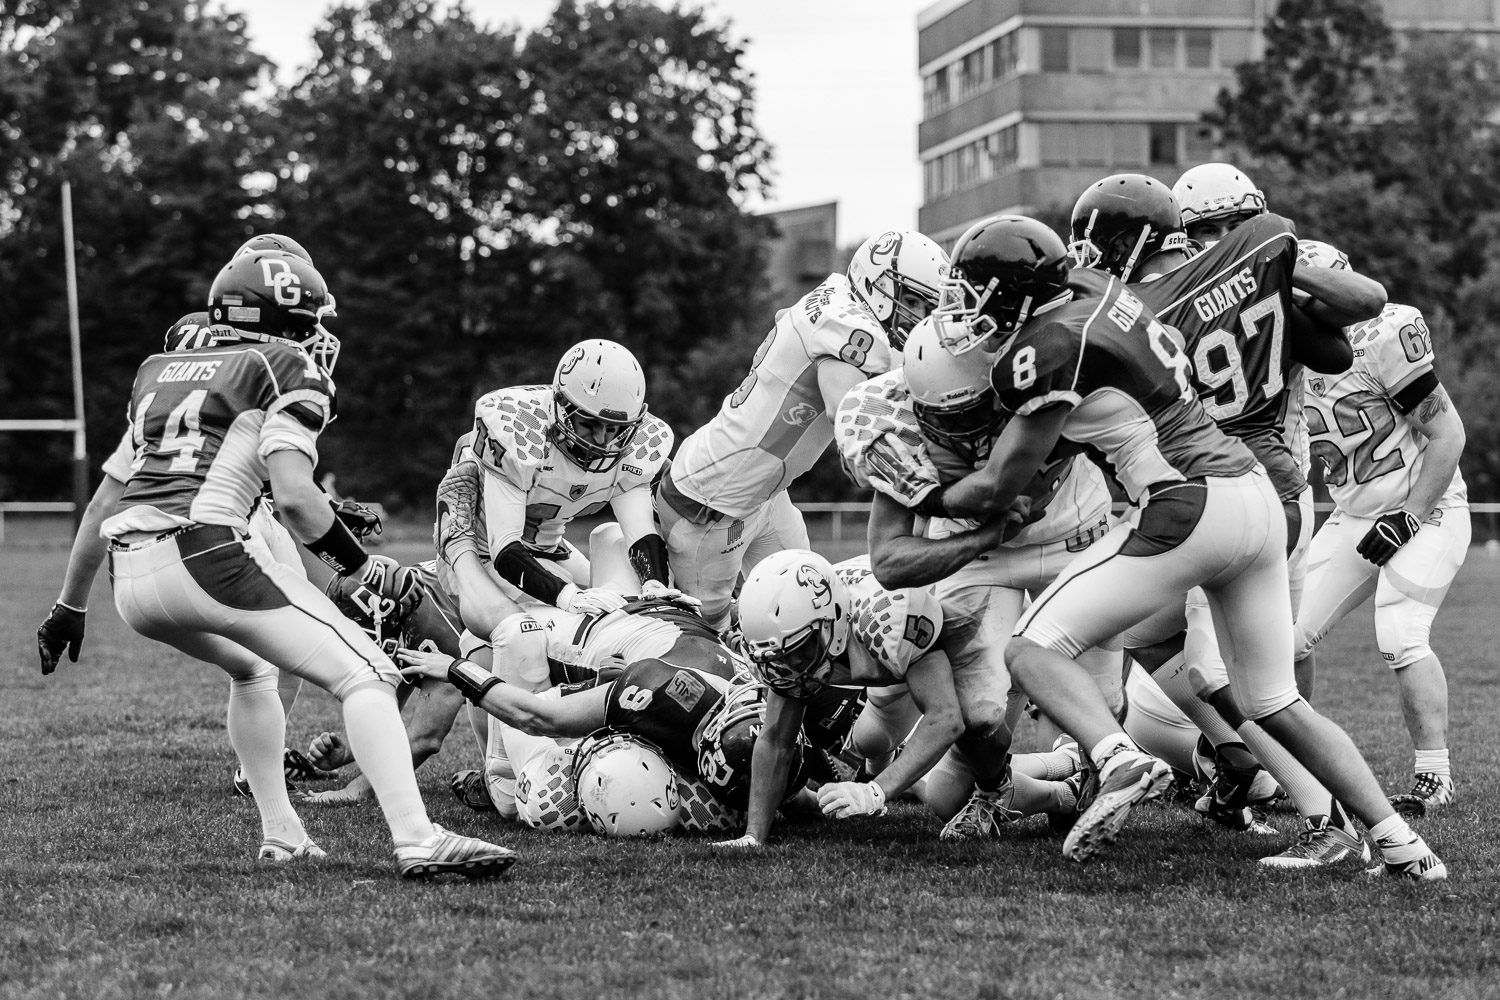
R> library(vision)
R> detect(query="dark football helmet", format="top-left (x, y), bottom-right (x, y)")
top-left (207, 250), bottom-right (340, 372)
top-left (696, 681), bottom-right (809, 809)
top-left (163, 311), bottom-right (219, 353)
top-left (323, 568), bottom-right (424, 658)
top-left (1068, 173), bottom-right (1191, 282)
top-left (234, 233), bottom-right (313, 263)
top-left (933, 215), bottom-right (1071, 355)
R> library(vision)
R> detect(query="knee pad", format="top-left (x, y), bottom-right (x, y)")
top-left (1374, 597), bottom-right (1434, 670)
top-left (490, 612), bottom-right (551, 690)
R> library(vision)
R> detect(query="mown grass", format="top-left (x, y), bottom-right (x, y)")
top-left (3, 542), bottom-right (1499, 1000)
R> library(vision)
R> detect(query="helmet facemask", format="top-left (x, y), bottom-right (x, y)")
top-left (868, 271), bottom-right (943, 350)
top-left (744, 617), bottom-right (840, 699)
top-left (913, 387), bottom-right (1003, 466)
top-left (933, 272), bottom-right (1026, 356)
top-left (551, 392), bottom-right (645, 473)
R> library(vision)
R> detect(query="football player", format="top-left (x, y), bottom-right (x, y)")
top-left (925, 215), bottom-right (1445, 878)
top-left (835, 317), bottom-right (1120, 840)
top-left (1297, 302), bottom-right (1468, 817)
top-left (656, 230), bottom-right (948, 630)
top-left (715, 551), bottom-right (1085, 849)
top-left (95, 249), bottom-right (514, 878)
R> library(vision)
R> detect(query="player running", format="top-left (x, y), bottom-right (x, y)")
top-left (925, 214), bottom-right (1445, 877)
top-left (656, 230), bottom-right (948, 629)
top-left (95, 249), bottom-right (515, 878)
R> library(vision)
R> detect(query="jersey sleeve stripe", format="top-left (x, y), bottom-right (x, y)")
top-left (1017, 390), bottom-right (1083, 414)
top-left (266, 389), bottom-right (332, 429)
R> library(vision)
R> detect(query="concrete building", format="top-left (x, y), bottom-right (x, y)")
top-left (759, 201), bottom-right (839, 303)
top-left (917, 0), bottom-right (1500, 243)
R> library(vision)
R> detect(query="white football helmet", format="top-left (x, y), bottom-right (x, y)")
top-left (736, 550), bottom-right (850, 699)
top-left (572, 732), bottom-right (682, 837)
top-left (1172, 163), bottom-right (1266, 227)
top-left (903, 318), bottom-right (1004, 466)
top-left (551, 339), bottom-right (648, 473)
top-left (846, 230), bottom-right (950, 349)
top-left (515, 743), bottom-right (587, 832)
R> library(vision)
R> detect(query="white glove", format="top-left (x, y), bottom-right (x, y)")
top-left (710, 834), bottom-right (762, 850)
top-left (641, 579), bottom-right (703, 610)
top-left (1295, 239), bottom-right (1351, 270)
top-left (817, 780), bottom-right (887, 819)
top-left (559, 584), bottom-right (629, 615)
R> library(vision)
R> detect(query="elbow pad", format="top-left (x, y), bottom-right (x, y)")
top-left (628, 533), bottom-right (670, 586)
top-left (493, 542), bottom-right (570, 605)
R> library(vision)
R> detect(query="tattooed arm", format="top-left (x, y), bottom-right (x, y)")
top-left (1403, 384), bottom-right (1465, 521)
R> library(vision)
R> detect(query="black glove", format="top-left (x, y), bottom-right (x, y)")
top-left (38, 602), bottom-right (87, 675)
top-left (332, 498), bottom-right (384, 540)
top-left (326, 556), bottom-right (423, 638)
top-left (1356, 511), bottom-right (1421, 567)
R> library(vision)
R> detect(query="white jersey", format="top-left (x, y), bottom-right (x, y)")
top-left (102, 427), bottom-right (136, 484)
top-left (471, 386), bottom-right (672, 554)
top-left (1280, 238), bottom-right (1349, 480)
top-left (835, 369), bottom-right (1112, 548)
top-left (1303, 303), bottom-right (1466, 518)
top-left (669, 273), bottom-right (894, 519)
top-left (525, 603), bottom-right (699, 674)
top-left (826, 556), bottom-right (943, 687)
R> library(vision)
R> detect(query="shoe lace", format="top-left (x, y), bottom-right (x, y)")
top-left (1410, 773), bottom-right (1444, 798)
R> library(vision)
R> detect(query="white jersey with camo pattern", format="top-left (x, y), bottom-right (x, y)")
top-left (836, 368), bottom-right (1112, 548)
top-left (669, 273), bottom-right (893, 519)
top-left (470, 385), bottom-right (672, 554)
top-left (1303, 302), bottom-right (1466, 519)
top-left (827, 556), bottom-right (943, 686)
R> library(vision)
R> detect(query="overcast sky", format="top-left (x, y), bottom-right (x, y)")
top-left (229, 0), bottom-right (932, 246)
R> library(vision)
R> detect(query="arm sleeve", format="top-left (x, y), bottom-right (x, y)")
top-left (257, 411), bottom-right (320, 463)
top-left (611, 484), bottom-right (657, 548)
top-left (483, 470), bottom-right (530, 553)
top-left (493, 542), bottom-right (571, 605)
top-left (994, 326), bottom-right (1082, 415)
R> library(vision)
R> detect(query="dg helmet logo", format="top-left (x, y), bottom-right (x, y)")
top-left (259, 257), bottom-right (303, 307)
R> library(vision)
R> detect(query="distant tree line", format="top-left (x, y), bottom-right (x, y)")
top-left (0, 0), bottom-right (778, 511)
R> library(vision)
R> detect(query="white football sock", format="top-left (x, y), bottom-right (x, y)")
top-left (485, 715), bottom-right (518, 820)
top-left (1234, 720), bottom-right (1352, 832)
top-left (1152, 652), bottom-right (1242, 748)
top-left (1414, 747), bottom-right (1450, 778)
top-left (228, 673), bottom-right (304, 844)
top-left (340, 685), bottom-right (434, 845)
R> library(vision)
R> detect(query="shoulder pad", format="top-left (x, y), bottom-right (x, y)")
top-left (801, 278), bottom-right (894, 374)
top-left (617, 414), bottom-right (674, 483)
top-left (473, 386), bottom-right (554, 484)
top-left (258, 343), bottom-right (335, 430)
top-left (835, 372), bottom-right (940, 504)
top-left (846, 572), bottom-right (943, 676)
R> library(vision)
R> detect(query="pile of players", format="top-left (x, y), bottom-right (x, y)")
top-left (37, 159), bottom-right (1465, 882)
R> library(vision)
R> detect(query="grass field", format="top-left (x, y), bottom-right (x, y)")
top-left (4, 539), bottom-right (1500, 1000)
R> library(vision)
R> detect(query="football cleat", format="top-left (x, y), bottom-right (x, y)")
top-left (258, 835), bottom-right (327, 862)
top-left (1062, 749), bottom-right (1173, 862)
top-left (451, 769), bottom-right (496, 813)
top-left (283, 748), bottom-right (329, 782)
top-left (1259, 816), bottom-right (1370, 869)
top-left (940, 783), bottom-right (1023, 840)
top-left (1389, 772), bottom-right (1454, 818)
top-left (1367, 839), bottom-right (1448, 881)
top-left (395, 824), bottom-right (517, 880)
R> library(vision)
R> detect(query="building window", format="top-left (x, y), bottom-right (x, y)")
top-left (922, 124), bottom-right (1020, 203)
top-left (1113, 124), bottom-right (1145, 166)
top-left (1149, 122), bottom-right (1179, 165)
top-left (1148, 29), bottom-right (1178, 70)
top-left (991, 31), bottom-right (1019, 81)
top-left (1184, 29), bottom-right (1214, 69)
top-left (1073, 123), bottom-right (1110, 166)
top-left (1040, 123), bottom-right (1072, 166)
top-left (1041, 27), bottom-right (1070, 72)
top-left (1074, 28), bottom-right (1111, 73)
top-left (923, 66), bottom-right (950, 119)
top-left (1112, 27), bottom-right (1141, 70)
top-left (958, 46), bottom-right (987, 99)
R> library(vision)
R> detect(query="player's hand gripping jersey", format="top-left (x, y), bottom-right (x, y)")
top-left (989, 271), bottom-right (1257, 501)
top-left (103, 342), bottom-right (335, 535)
top-left (1304, 303), bottom-right (1467, 518)
top-left (669, 273), bottom-right (895, 519)
top-left (836, 367), bottom-right (1110, 548)
top-left (1133, 214), bottom-right (1303, 499)
top-left (470, 386), bottom-right (672, 555)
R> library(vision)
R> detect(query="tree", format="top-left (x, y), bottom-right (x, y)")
top-left (0, 0), bottom-right (272, 499)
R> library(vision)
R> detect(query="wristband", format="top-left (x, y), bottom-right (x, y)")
top-left (911, 482), bottom-right (952, 520)
top-left (306, 516), bottom-right (369, 575)
top-left (55, 600), bottom-right (87, 614)
top-left (870, 781), bottom-right (888, 811)
top-left (448, 658), bottom-right (502, 704)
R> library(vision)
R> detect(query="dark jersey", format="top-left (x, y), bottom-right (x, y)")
top-left (1135, 214), bottom-right (1303, 499)
top-left (989, 270), bottom-right (1257, 502)
top-left (603, 658), bottom-right (729, 775)
top-left (401, 562), bottom-right (466, 659)
top-left (106, 342), bottom-right (335, 535)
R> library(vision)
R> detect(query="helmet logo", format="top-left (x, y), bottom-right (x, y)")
top-left (559, 345), bottom-right (586, 376)
top-left (795, 565), bottom-right (832, 609)
top-left (259, 257), bottom-right (303, 307)
top-left (869, 231), bottom-right (903, 268)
